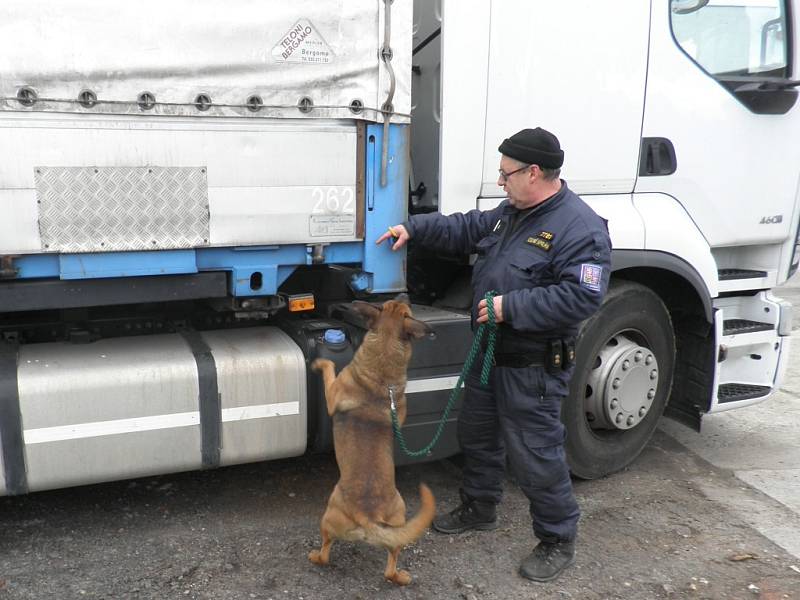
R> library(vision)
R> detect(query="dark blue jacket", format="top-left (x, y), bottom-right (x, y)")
top-left (406, 182), bottom-right (611, 352)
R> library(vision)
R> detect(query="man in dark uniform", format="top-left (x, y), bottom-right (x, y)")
top-left (376, 127), bottom-right (611, 582)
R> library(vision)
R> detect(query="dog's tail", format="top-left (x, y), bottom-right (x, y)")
top-left (365, 484), bottom-right (436, 548)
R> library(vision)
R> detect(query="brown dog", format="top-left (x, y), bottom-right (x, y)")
top-left (308, 296), bottom-right (436, 585)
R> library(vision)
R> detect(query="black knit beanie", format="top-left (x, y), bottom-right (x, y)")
top-left (498, 127), bottom-right (564, 169)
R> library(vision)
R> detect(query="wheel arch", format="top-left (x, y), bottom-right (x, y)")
top-left (611, 249), bottom-right (711, 323)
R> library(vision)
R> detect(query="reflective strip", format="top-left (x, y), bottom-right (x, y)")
top-left (24, 411), bottom-right (200, 444)
top-left (406, 376), bottom-right (460, 394)
top-left (221, 402), bottom-right (300, 421)
top-left (23, 401), bottom-right (300, 445)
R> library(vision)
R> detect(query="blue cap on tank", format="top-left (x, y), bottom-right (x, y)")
top-left (323, 329), bottom-right (346, 345)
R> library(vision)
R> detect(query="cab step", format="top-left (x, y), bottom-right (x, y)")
top-left (722, 319), bottom-right (774, 335)
top-left (718, 268), bottom-right (768, 281)
top-left (718, 383), bottom-right (771, 403)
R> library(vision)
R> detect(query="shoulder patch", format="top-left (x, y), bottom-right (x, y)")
top-left (526, 237), bottom-right (551, 251)
top-left (580, 264), bottom-right (603, 291)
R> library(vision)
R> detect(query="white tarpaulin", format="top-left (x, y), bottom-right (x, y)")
top-left (0, 0), bottom-right (411, 122)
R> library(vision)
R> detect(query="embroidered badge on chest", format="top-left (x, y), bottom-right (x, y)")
top-left (526, 237), bottom-right (551, 251)
top-left (580, 264), bottom-right (603, 291)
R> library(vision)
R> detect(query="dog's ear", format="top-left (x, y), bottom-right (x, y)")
top-left (350, 301), bottom-right (382, 329)
top-left (403, 316), bottom-right (434, 340)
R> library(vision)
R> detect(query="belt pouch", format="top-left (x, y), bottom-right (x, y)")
top-left (547, 339), bottom-right (563, 374)
top-left (563, 338), bottom-right (576, 369)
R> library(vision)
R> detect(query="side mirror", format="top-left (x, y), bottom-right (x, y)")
top-left (672, 0), bottom-right (710, 15)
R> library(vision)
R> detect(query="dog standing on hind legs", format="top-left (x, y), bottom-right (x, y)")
top-left (308, 295), bottom-right (436, 585)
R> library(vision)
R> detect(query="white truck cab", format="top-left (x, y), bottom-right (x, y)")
top-left (410, 0), bottom-right (798, 477)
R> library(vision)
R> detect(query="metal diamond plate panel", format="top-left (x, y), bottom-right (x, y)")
top-left (36, 167), bottom-right (210, 252)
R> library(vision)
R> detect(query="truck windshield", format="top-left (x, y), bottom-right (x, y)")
top-left (671, 0), bottom-right (788, 78)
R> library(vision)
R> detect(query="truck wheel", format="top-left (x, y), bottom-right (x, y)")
top-left (563, 280), bottom-right (675, 479)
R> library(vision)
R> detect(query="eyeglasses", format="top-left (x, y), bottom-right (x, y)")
top-left (498, 164), bottom-right (531, 183)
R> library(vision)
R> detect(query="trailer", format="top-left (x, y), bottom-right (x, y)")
top-left (0, 0), bottom-right (797, 495)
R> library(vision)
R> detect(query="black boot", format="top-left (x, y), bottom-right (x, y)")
top-left (432, 489), bottom-right (498, 534)
top-left (518, 540), bottom-right (576, 582)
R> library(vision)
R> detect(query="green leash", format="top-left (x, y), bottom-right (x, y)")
top-left (390, 291), bottom-right (499, 458)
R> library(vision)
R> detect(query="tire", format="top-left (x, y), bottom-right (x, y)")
top-left (562, 280), bottom-right (675, 479)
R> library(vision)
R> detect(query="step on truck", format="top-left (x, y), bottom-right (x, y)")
top-left (0, 0), bottom-right (798, 495)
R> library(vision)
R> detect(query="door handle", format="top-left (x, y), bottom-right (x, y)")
top-left (639, 137), bottom-right (677, 176)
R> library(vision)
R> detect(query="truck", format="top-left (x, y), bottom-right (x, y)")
top-left (0, 0), bottom-right (797, 496)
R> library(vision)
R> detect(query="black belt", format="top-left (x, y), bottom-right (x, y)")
top-left (491, 351), bottom-right (546, 368)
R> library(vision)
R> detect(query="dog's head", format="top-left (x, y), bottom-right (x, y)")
top-left (350, 294), bottom-right (433, 342)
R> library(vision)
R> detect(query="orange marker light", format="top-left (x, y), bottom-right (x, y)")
top-left (288, 294), bottom-right (315, 312)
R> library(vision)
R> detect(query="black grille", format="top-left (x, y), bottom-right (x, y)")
top-left (718, 383), bottom-right (771, 403)
top-left (723, 319), bottom-right (773, 335)
top-left (718, 269), bottom-right (768, 281)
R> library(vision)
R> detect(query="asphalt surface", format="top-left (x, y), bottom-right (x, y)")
top-left (659, 276), bottom-right (800, 562)
top-left (1, 428), bottom-right (799, 600)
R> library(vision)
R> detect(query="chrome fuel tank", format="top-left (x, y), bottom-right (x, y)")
top-left (0, 326), bottom-right (306, 495)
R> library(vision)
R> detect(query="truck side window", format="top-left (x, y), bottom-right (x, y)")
top-left (670, 0), bottom-right (789, 80)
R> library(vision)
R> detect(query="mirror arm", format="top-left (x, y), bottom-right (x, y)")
top-left (758, 79), bottom-right (800, 91)
top-left (728, 78), bottom-right (800, 93)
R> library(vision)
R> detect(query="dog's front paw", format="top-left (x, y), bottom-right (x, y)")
top-left (310, 358), bottom-right (331, 373)
top-left (308, 549), bottom-right (328, 565)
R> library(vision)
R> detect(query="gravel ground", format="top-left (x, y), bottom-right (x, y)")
top-left (1, 429), bottom-right (799, 600)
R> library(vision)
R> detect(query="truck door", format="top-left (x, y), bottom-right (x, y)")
top-left (637, 0), bottom-right (800, 275)
top-left (479, 0), bottom-right (652, 205)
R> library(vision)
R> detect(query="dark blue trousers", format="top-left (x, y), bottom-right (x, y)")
top-left (458, 364), bottom-right (580, 542)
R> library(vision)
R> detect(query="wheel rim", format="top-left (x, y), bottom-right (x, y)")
top-left (584, 333), bottom-right (659, 431)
